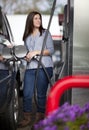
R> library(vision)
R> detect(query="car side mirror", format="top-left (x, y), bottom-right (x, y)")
top-left (0, 35), bottom-right (12, 47)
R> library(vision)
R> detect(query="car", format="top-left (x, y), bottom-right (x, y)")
top-left (0, 6), bottom-right (20, 130)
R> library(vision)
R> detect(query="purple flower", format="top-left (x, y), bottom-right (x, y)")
top-left (34, 102), bottom-right (89, 130)
top-left (80, 125), bottom-right (85, 130)
top-left (86, 122), bottom-right (89, 128)
top-left (84, 103), bottom-right (89, 112)
top-left (44, 125), bottom-right (57, 130)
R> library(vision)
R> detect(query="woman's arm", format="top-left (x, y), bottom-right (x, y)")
top-left (25, 31), bottom-right (54, 61)
top-left (44, 31), bottom-right (54, 55)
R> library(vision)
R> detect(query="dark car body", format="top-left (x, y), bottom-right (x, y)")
top-left (0, 6), bottom-right (20, 130)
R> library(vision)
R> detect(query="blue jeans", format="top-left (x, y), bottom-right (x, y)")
top-left (0, 70), bottom-right (9, 106)
top-left (23, 67), bottom-right (53, 113)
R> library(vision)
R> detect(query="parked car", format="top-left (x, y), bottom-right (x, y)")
top-left (0, 6), bottom-right (20, 130)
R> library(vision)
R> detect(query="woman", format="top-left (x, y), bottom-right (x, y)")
top-left (19, 11), bottom-right (54, 127)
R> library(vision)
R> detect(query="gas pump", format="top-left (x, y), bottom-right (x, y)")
top-left (46, 0), bottom-right (89, 113)
top-left (58, 0), bottom-right (89, 106)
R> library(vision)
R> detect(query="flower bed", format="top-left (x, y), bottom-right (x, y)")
top-left (34, 102), bottom-right (89, 130)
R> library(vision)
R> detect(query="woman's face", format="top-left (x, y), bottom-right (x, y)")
top-left (33, 14), bottom-right (41, 28)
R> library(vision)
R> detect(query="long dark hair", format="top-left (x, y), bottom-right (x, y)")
top-left (23, 11), bottom-right (45, 41)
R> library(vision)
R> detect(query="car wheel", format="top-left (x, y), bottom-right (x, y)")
top-left (0, 81), bottom-right (19, 130)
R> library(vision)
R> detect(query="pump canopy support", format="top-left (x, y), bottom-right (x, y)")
top-left (45, 75), bottom-right (89, 116)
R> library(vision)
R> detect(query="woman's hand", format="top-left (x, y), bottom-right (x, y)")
top-left (0, 55), bottom-right (4, 61)
top-left (7, 44), bottom-right (13, 48)
top-left (25, 51), bottom-right (40, 61)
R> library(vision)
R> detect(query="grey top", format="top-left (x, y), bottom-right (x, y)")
top-left (24, 31), bottom-right (54, 69)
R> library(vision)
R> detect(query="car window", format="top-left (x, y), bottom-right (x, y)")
top-left (3, 14), bottom-right (14, 41)
top-left (0, 7), bottom-right (14, 42)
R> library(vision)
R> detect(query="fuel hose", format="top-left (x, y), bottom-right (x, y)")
top-left (34, 0), bottom-right (57, 109)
